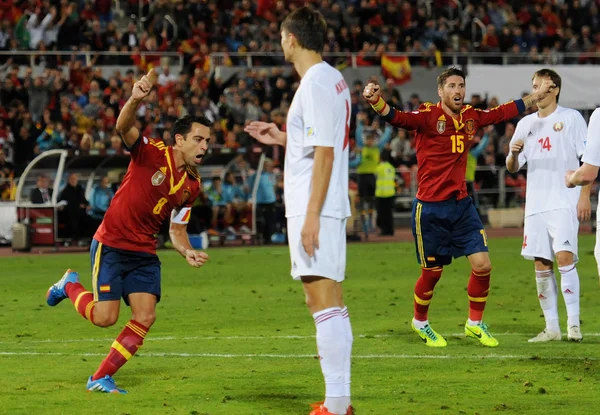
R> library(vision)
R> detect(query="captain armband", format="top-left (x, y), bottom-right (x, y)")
top-left (370, 96), bottom-right (389, 115)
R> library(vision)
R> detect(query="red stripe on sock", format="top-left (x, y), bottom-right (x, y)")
top-left (92, 320), bottom-right (149, 381)
top-left (468, 269), bottom-right (491, 321)
top-left (414, 267), bottom-right (442, 321)
top-left (66, 282), bottom-right (96, 323)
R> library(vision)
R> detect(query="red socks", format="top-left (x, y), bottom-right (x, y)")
top-left (92, 320), bottom-right (149, 381)
top-left (468, 269), bottom-right (491, 321)
top-left (65, 282), bottom-right (96, 323)
top-left (413, 267), bottom-right (443, 321)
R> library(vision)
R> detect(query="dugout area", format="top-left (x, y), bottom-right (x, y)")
top-left (11, 147), bottom-right (275, 250)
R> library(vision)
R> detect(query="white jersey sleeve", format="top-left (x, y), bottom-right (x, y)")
top-left (582, 108), bottom-right (600, 166)
top-left (569, 110), bottom-right (588, 158)
top-left (507, 118), bottom-right (528, 169)
top-left (301, 80), bottom-right (335, 148)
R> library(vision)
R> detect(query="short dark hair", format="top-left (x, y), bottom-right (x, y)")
top-left (532, 68), bottom-right (561, 103)
top-left (171, 114), bottom-right (211, 140)
top-left (437, 67), bottom-right (466, 89)
top-left (281, 6), bottom-right (327, 53)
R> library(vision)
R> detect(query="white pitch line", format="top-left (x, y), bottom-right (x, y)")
top-left (0, 351), bottom-right (597, 360)
top-left (1, 332), bottom-right (599, 345)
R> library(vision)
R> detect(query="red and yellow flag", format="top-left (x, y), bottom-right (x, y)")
top-left (381, 55), bottom-right (412, 85)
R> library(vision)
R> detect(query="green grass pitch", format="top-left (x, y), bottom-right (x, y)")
top-left (0, 236), bottom-right (599, 414)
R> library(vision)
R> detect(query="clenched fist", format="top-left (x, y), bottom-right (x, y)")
top-left (510, 140), bottom-right (524, 157)
top-left (363, 82), bottom-right (381, 104)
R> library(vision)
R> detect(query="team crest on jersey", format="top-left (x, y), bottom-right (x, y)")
top-left (152, 167), bottom-right (167, 186)
top-left (465, 119), bottom-right (475, 135)
top-left (553, 122), bottom-right (564, 132)
top-left (436, 115), bottom-right (446, 134)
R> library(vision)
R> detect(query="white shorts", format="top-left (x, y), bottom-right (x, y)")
top-left (521, 209), bottom-right (579, 262)
top-left (287, 215), bottom-right (347, 282)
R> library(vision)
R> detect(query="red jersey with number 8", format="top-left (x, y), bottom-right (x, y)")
top-left (94, 135), bottom-right (201, 254)
top-left (385, 101), bottom-right (520, 202)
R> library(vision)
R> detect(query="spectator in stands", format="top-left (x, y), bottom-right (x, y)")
top-left (206, 176), bottom-right (227, 234)
top-left (466, 127), bottom-right (492, 216)
top-left (375, 151), bottom-right (396, 236)
top-left (27, 71), bottom-right (55, 123)
top-left (0, 148), bottom-right (14, 200)
top-left (29, 173), bottom-right (53, 204)
top-left (88, 175), bottom-right (114, 220)
top-left (389, 129), bottom-right (415, 167)
top-left (223, 171), bottom-right (249, 231)
top-left (58, 173), bottom-right (90, 244)
top-left (352, 112), bottom-right (393, 230)
top-left (248, 158), bottom-right (276, 245)
top-left (36, 122), bottom-right (63, 152)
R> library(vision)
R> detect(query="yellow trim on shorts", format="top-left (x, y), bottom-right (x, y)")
top-left (415, 202), bottom-right (427, 267)
top-left (92, 242), bottom-right (103, 302)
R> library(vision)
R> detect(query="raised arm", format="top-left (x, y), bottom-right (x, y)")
top-left (363, 82), bottom-right (425, 130)
top-left (116, 68), bottom-right (157, 149)
top-left (378, 124), bottom-right (393, 151)
top-left (478, 78), bottom-right (555, 126)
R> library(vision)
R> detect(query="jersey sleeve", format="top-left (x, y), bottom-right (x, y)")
top-left (569, 111), bottom-right (588, 158)
top-left (475, 101), bottom-right (521, 127)
top-left (301, 80), bottom-right (335, 148)
top-left (382, 106), bottom-right (428, 131)
top-left (128, 133), bottom-right (165, 165)
top-left (507, 119), bottom-right (527, 169)
top-left (582, 108), bottom-right (600, 166)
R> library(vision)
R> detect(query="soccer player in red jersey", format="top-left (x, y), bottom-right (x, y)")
top-left (46, 69), bottom-right (211, 393)
top-left (363, 67), bottom-right (553, 348)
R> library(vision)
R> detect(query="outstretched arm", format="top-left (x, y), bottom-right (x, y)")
top-left (116, 69), bottom-right (157, 149)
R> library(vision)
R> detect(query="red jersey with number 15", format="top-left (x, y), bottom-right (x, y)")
top-left (385, 101), bottom-right (520, 202)
top-left (94, 134), bottom-right (201, 254)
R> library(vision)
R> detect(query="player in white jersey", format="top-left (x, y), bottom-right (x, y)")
top-left (244, 7), bottom-right (353, 415)
top-left (565, 107), bottom-right (600, 281)
top-left (506, 69), bottom-right (590, 343)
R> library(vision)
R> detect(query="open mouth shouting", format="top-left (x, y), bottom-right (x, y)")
top-left (453, 95), bottom-right (463, 105)
top-left (194, 153), bottom-right (204, 164)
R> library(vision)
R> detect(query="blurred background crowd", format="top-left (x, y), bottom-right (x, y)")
top-left (1, 0), bottom-right (599, 242)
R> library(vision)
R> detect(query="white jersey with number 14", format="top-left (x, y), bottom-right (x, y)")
top-left (284, 61), bottom-right (352, 219)
top-left (508, 105), bottom-right (587, 217)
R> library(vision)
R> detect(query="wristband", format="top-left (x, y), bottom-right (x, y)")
top-left (370, 96), bottom-right (388, 114)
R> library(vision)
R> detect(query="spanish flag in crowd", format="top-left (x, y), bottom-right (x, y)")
top-left (381, 55), bottom-right (412, 85)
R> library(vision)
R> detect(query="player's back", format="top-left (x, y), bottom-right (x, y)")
top-left (512, 106), bottom-right (586, 216)
top-left (284, 61), bottom-right (351, 219)
top-left (94, 136), bottom-right (200, 254)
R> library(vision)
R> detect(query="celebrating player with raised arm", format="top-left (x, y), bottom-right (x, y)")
top-left (245, 7), bottom-right (353, 415)
top-left (46, 68), bottom-right (211, 394)
top-left (507, 69), bottom-right (589, 343)
top-left (363, 67), bottom-right (552, 348)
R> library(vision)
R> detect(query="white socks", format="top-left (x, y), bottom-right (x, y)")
top-left (313, 306), bottom-right (352, 415)
top-left (558, 264), bottom-right (580, 327)
top-left (536, 265), bottom-right (581, 332)
top-left (535, 269), bottom-right (560, 332)
top-left (412, 318), bottom-right (428, 329)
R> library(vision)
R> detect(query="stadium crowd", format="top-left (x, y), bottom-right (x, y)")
top-left (2, 0), bottom-right (599, 235)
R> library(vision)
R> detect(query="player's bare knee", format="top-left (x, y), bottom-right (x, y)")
top-left (132, 312), bottom-right (156, 328)
top-left (556, 251), bottom-right (574, 269)
top-left (534, 257), bottom-right (553, 271)
top-left (472, 259), bottom-right (492, 274)
top-left (93, 313), bottom-right (118, 328)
